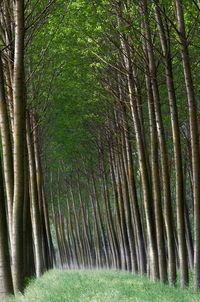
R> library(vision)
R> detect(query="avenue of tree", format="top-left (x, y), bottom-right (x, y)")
top-left (0, 0), bottom-right (200, 298)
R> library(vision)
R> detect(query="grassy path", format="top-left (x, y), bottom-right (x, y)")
top-left (5, 270), bottom-right (200, 302)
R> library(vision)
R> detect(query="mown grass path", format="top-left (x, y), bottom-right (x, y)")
top-left (5, 270), bottom-right (200, 302)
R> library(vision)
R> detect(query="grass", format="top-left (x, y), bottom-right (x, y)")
top-left (4, 269), bottom-right (200, 302)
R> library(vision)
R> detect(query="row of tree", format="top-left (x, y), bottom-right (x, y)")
top-left (0, 0), bottom-right (55, 297)
top-left (1, 0), bottom-right (200, 298)
top-left (49, 0), bottom-right (200, 291)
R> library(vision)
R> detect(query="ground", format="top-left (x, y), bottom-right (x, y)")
top-left (4, 269), bottom-right (200, 302)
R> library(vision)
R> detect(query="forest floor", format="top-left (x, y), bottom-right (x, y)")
top-left (4, 269), bottom-right (200, 302)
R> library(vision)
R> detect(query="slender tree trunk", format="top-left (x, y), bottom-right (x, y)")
top-left (100, 147), bottom-right (121, 269)
top-left (0, 156), bottom-right (14, 297)
top-left (0, 53), bottom-right (14, 242)
top-left (118, 83), bottom-right (146, 274)
top-left (153, 0), bottom-right (188, 286)
top-left (66, 191), bottom-right (80, 268)
top-left (23, 146), bottom-right (35, 279)
top-left (140, 0), bottom-right (176, 284)
top-left (109, 147), bottom-right (126, 270)
top-left (90, 173), bottom-right (109, 268)
top-left (12, 0), bottom-right (25, 292)
top-left (175, 0), bottom-right (200, 289)
top-left (77, 173), bottom-right (93, 268)
top-left (42, 187), bottom-right (54, 269)
top-left (116, 14), bottom-right (159, 280)
top-left (145, 69), bottom-right (167, 283)
top-left (70, 182), bottom-right (85, 267)
top-left (26, 114), bottom-right (44, 277)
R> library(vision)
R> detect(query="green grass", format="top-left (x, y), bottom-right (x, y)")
top-left (4, 269), bottom-right (200, 302)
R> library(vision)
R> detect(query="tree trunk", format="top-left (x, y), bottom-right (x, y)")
top-left (140, 0), bottom-right (176, 284)
top-left (12, 0), bottom-right (25, 292)
top-left (175, 0), bottom-right (200, 289)
top-left (0, 53), bottom-right (14, 242)
top-left (0, 156), bottom-right (14, 297)
top-left (153, 0), bottom-right (188, 287)
top-left (26, 114), bottom-right (44, 277)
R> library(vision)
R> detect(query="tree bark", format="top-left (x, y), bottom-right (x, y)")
top-left (0, 156), bottom-right (14, 297)
top-left (0, 53), bottom-right (14, 242)
top-left (12, 0), bottom-right (25, 292)
top-left (175, 0), bottom-right (200, 289)
top-left (26, 114), bottom-right (44, 277)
